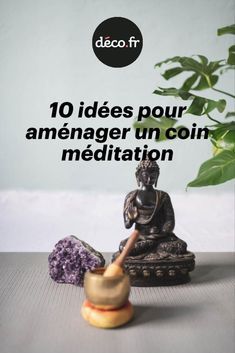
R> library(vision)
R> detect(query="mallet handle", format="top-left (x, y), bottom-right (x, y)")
top-left (114, 230), bottom-right (139, 267)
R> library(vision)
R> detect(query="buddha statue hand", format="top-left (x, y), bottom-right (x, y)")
top-left (127, 204), bottom-right (138, 221)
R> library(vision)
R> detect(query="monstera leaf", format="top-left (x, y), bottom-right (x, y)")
top-left (155, 55), bottom-right (224, 91)
top-left (218, 25), bottom-right (235, 65)
top-left (227, 45), bottom-right (235, 65)
top-left (187, 150), bottom-right (235, 187)
top-left (210, 122), bottom-right (235, 155)
top-left (217, 24), bottom-right (235, 36)
top-left (153, 87), bottom-right (226, 116)
top-left (225, 112), bottom-right (235, 118)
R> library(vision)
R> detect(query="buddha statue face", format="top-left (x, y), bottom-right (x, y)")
top-left (136, 160), bottom-right (160, 187)
top-left (140, 168), bottom-right (157, 186)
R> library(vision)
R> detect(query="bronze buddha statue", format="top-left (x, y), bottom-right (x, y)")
top-left (113, 159), bottom-right (195, 286)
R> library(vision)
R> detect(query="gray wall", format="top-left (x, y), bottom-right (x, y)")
top-left (0, 0), bottom-right (234, 192)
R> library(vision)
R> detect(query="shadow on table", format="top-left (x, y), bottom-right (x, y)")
top-left (126, 304), bottom-right (200, 327)
top-left (191, 262), bottom-right (235, 284)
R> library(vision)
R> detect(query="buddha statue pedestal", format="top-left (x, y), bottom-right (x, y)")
top-left (113, 159), bottom-right (195, 287)
top-left (112, 249), bottom-right (195, 287)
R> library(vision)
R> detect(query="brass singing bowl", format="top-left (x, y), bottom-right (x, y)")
top-left (84, 267), bottom-right (131, 310)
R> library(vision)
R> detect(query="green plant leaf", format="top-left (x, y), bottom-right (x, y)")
top-left (210, 121), bottom-right (235, 134)
top-left (197, 55), bottom-right (208, 67)
top-left (181, 73), bottom-right (198, 90)
top-left (228, 45), bottom-right (235, 65)
top-left (153, 87), bottom-right (226, 116)
top-left (162, 67), bottom-right (183, 79)
top-left (155, 55), bottom-right (224, 91)
top-left (217, 99), bottom-right (227, 112)
top-left (203, 99), bottom-right (226, 115)
top-left (193, 74), bottom-right (219, 90)
top-left (187, 150), bottom-right (235, 187)
top-left (210, 121), bottom-right (235, 155)
top-left (153, 87), bottom-right (192, 100)
top-left (217, 24), bottom-right (235, 36)
top-left (225, 112), bottom-right (235, 118)
top-left (186, 97), bottom-right (206, 115)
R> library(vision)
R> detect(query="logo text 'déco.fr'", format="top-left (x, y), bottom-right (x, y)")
top-left (95, 35), bottom-right (140, 48)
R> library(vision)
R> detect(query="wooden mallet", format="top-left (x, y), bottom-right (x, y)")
top-left (103, 230), bottom-right (139, 277)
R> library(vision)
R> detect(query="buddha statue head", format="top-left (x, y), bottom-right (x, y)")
top-left (135, 159), bottom-right (160, 187)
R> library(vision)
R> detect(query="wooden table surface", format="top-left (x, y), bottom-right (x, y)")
top-left (0, 252), bottom-right (234, 353)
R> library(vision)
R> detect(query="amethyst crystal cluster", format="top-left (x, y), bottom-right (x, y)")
top-left (48, 236), bottom-right (105, 286)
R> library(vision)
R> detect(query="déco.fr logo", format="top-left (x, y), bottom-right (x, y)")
top-left (92, 17), bottom-right (143, 68)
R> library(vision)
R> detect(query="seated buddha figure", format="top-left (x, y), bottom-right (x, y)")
top-left (119, 159), bottom-right (187, 259)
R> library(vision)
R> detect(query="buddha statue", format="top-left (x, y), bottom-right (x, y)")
top-left (113, 158), bottom-right (195, 286)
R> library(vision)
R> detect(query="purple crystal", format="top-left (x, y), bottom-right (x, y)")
top-left (48, 236), bottom-right (105, 286)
